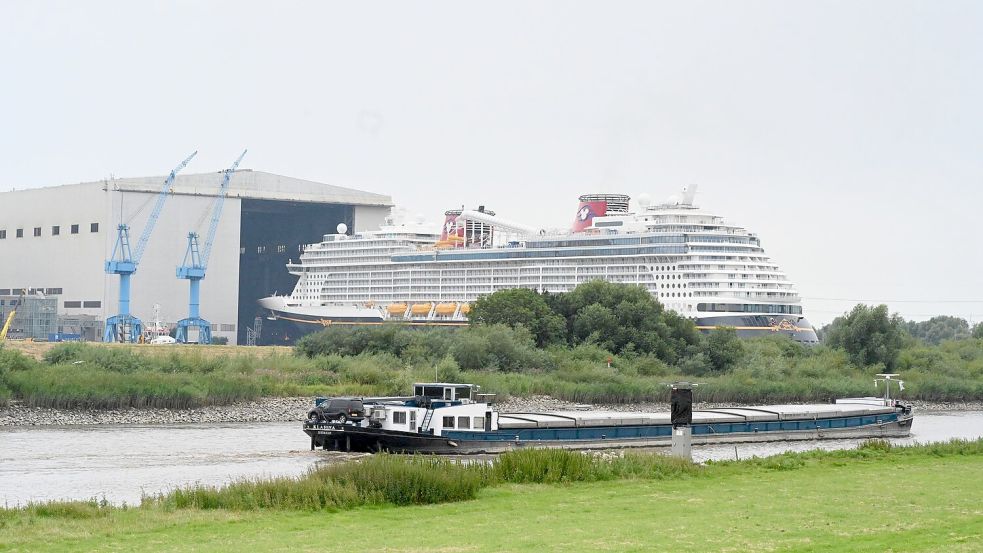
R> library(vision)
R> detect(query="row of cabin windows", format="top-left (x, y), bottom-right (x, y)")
top-left (442, 416), bottom-right (485, 430)
top-left (0, 224), bottom-right (98, 240)
top-left (387, 411), bottom-right (485, 430)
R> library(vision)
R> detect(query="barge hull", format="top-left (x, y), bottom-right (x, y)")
top-left (305, 416), bottom-right (913, 454)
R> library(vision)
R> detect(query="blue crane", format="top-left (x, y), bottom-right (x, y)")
top-left (175, 150), bottom-right (247, 344)
top-left (104, 151), bottom-right (198, 343)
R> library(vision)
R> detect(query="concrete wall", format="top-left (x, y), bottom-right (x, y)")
top-left (0, 182), bottom-right (109, 314)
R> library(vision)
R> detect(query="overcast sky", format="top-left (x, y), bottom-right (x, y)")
top-left (2, 1), bottom-right (981, 325)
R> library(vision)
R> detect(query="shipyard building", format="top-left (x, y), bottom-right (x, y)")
top-left (0, 170), bottom-right (392, 344)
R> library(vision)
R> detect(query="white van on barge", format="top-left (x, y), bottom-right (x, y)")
top-left (303, 380), bottom-right (913, 454)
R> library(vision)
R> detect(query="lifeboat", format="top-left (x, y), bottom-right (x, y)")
top-left (387, 303), bottom-right (408, 315)
top-left (435, 303), bottom-right (457, 315)
top-left (410, 304), bottom-right (432, 316)
top-left (460, 304), bottom-right (471, 315)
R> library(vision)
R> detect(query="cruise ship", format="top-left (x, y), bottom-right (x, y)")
top-left (258, 186), bottom-right (819, 343)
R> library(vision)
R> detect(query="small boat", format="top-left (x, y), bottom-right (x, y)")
top-left (303, 377), bottom-right (913, 454)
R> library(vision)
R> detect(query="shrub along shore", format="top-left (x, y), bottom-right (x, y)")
top-left (1, 330), bottom-right (982, 413)
top-left (2, 323), bottom-right (982, 413)
top-left (1, 439), bottom-right (982, 552)
top-left (2, 283), bottom-right (980, 411)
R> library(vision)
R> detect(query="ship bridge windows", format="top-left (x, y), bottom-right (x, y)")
top-left (697, 303), bottom-right (802, 314)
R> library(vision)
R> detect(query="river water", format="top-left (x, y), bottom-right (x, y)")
top-left (2, 411), bottom-right (981, 506)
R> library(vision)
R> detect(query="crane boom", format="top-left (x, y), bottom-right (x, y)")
top-left (132, 150), bottom-right (198, 265)
top-left (200, 149), bottom-right (246, 270)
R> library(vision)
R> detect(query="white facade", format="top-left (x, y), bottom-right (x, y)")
top-left (0, 170), bottom-right (391, 344)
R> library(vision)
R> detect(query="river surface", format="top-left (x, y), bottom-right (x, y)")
top-left (2, 411), bottom-right (981, 506)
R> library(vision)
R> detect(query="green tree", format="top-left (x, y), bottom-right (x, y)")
top-left (553, 280), bottom-right (702, 361)
top-left (469, 288), bottom-right (567, 347)
top-left (971, 322), bottom-right (983, 339)
top-left (905, 316), bottom-right (971, 345)
top-left (824, 304), bottom-right (907, 370)
top-left (703, 327), bottom-right (745, 372)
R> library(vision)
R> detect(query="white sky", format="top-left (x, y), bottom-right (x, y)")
top-left (2, 1), bottom-right (981, 326)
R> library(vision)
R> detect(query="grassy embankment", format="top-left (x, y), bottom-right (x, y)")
top-left (1, 440), bottom-right (982, 552)
top-left (2, 326), bottom-right (982, 409)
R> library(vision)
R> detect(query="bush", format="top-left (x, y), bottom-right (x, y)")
top-left (0, 345), bottom-right (40, 372)
top-left (823, 304), bottom-right (907, 370)
top-left (450, 325), bottom-right (550, 371)
top-left (469, 288), bottom-right (567, 347)
top-left (295, 325), bottom-right (453, 360)
top-left (450, 332), bottom-right (490, 370)
top-left (703, 327), bottom-right (744, 373)
top-left (434, 354), bottom-right (461, 382)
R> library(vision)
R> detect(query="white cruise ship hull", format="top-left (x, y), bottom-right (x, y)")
top-left (257, 296), bottom-right (817, 344)
top-left (257, 296), bottom-right (468, 343)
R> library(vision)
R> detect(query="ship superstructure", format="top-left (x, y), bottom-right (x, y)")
top-left (258, 186), bottom-right (818, 343)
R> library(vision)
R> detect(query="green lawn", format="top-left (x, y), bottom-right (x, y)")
top-left (3, 452), bottom-right (981, 552)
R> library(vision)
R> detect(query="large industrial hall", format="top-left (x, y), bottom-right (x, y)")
top-left (0, 158), bottom-right (392, 345)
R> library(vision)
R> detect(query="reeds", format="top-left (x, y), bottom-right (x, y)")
top-left (491, 448), bottom-right (699, 483)
top-left (146, 454), bottom-right (487, 511)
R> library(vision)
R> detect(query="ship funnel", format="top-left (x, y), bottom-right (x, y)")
top-left (440, 207), bottom-right (503, 247)
top-left (572, 193), bottom-right (631, 232)
top-left (440, 209), bottom-right (463, 243)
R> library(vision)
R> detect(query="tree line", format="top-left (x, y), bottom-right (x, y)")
top-left (295, 281), bottom-right (983, 380)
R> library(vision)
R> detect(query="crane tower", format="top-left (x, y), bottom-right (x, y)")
top-left (104, 151), bottom-right (197, 343)
top-left (175, 150), bottom-right (247, 344)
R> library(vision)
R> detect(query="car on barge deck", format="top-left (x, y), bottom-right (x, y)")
top-left (303, 379), bottom-right (913, 454)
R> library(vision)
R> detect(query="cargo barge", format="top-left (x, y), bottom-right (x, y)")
top-left (303, 379), bottom-right (913, 454)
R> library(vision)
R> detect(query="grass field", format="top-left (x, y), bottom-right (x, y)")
top-left (2, 443), bottom-right (981, 552)
top-left (3, 340), bottom-right (291, 361)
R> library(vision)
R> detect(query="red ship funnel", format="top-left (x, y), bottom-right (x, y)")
top-left (572, 194), bottom-right (631, 232)
top-left (573, 200), bottom-right (607, 232)
top-left (440, 210), bottom-right (463, 242)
